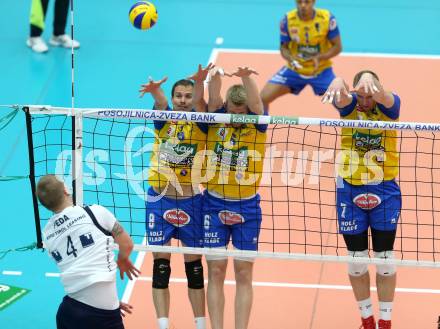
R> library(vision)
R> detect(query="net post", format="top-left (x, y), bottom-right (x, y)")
top-left (24, 107), bottom-right (43, 249)
top-left (71, 112), bottom-right (83, 206)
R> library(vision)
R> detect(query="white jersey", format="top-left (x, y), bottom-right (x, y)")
top-left (43, 205), bottom-right (117, 294)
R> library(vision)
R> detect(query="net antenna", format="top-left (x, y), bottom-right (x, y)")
top-left (69, 0), bottom-right (83, 206)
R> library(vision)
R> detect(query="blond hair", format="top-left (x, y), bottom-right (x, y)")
top-left (226, 84), bottom-right (247, 106)
top-left (36, 175), bottom-right (65, 211)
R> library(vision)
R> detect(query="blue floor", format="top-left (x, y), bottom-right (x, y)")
top-left (0, 1), bottom-right (439, 328)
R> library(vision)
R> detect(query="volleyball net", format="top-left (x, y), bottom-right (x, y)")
top-left (22, 105), bottom-right (440, 267)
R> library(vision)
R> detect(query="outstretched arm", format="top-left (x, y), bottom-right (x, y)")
top-left (321, 77), bottom-right (352, 108)
top-left (231, 66), bottom-right (264, 115)
top-left (112, 221), bottom-right (141, 280)
top-left (207, 67), bottom-right (227, 112)
top-left (139, 76), bottom-right (168, 110)
top-left (355, 73), bottom-right (395, 108)
top-left (187, 63), bottom-right (214, 112)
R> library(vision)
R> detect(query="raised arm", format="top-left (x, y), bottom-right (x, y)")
top-left (355, 73), bottom-right (395, 108)
top-left (207, 67), bottom-right (226, 112)
top-left (231, 66), bottom-right (264, 115)
top-left (321, 77), bottom-right (352, 108)
top-left (139, 76), bottom-right (168, 110)
top-left (112, 221), bottom-right (140, 280)
top-left (187, 63), bottom-right (214, 112)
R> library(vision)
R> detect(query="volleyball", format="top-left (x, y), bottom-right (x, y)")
top-left (129, 2), bottom-right (158, 30)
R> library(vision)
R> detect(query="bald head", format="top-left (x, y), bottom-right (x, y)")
top-left (37, 175), bottom-right (67, 211)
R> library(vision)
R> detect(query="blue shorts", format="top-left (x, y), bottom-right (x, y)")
top-left (336, 179), bottom-right (402, 235)
top-left (202, 191), bottom-right (262, 250)
top-left (145, 188), bottom-right (204, 247)
top-left (56, 296), bottom-right (123, 329)
top-left (268, 66), bottom-right (335, 95)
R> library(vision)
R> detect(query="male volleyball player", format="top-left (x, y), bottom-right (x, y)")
top-left (260, 0), bottom-right (342, 107)
top-left (322, 71), bottom-right (401, 329)
top-left (200, 66), bottom-right (267, 329)
top-left (138, 64), bottom-right (213, 329)
top-left (37, 175), bottom-right (139, 329)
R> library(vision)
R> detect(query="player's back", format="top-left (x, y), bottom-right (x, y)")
top-left (43, 205), bottom-right (117, 294)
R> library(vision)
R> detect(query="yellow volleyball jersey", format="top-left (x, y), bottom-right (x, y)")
top-left (148, 120), bottom-right (207, 189)
top-left (205, 123), bottom-right (267, 199)
top-left (282, 8), bottom-right (339, 76)
top-left (339, 97), bottom-right (400, 185)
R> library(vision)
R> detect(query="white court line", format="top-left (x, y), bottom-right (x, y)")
top-left (211, 47), bottom-right (440, 59)
top-left (121, 237), bottom-right (147, 303)
top-left (2, 270), bottom-right (22, 276)
top-left (45, 272), bottom-right (60, 277)
top-left (135, 276), bottom-right (440, 295)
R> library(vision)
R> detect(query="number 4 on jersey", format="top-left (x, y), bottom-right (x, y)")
top-left (66, 236), bottom-right (78, 257)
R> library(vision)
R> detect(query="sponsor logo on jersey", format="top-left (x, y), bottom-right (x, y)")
top-left (353, 193), bottom-right (382, 210)
top-left (217, 127), bottom-right (227, 140)
top-left (297, 44), bottom-right (320, 59)
top-left (53, 215), bottom-right (70, 228)
top-left (51, 250), bottom-right (63, 262)
top-left (79, 233), bottom-right (95, 248)
top-left (218, 210), bottom-right (244, 225)
top-left (159, 141), bottom-right (197, 166)
top-left (353, 131), bottom-right (383, 150)
top-left (166, 125), bottom-right (176, 136)
top-left (213, 143), bottom-right (249, 169)
top-left (315, 22), bottom-right (320, 32)
top-left (164, 209), bottom-right (190, 226)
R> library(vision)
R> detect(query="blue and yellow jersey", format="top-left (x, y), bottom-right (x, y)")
top-left (148, 106), bottom-right (208, 189)
top-left (204, 108), bottom-right (268, 199)
top-left (337, 94), bottom-right (401, 185)
top-left (280, 8), bottom-right (339, 76)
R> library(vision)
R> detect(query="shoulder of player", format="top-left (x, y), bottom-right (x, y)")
top-left (88, 204), bottom-right (114, 219)
top-left (315, 8), bottom-right (332, 19)
top-left (285, 8), bottom-right (299, 20)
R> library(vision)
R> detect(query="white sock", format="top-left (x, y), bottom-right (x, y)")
top-left (158, 317), bottom-right (169, 329)
top-left (379, 301), bottom-right (393, 321)
top-left (195, 317), bottom-right (206, 329)
top-left (358, 298), bottom-right (373, 319)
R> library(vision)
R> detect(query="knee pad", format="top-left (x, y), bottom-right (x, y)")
top-left (347, 250), bottom-right (369, 277)
top-left (185, 259), bottom-right (204, 289)
top-left (152, 258), bottom-right (171, 289)
top-left (374, 251), bottom-right (396, 276)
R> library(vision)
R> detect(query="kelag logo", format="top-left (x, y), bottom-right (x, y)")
top-left (231, 114), bottom-right (258, 124)
top-left (271, 116), bottom-right (298, 125)
top-left (353, 131), bottom-right (382, 149)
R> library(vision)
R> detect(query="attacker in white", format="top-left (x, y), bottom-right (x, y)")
top-left (37, 175), bottom-right (140, 329)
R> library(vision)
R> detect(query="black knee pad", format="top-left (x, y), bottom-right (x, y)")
top-left (185, 259), bottom-right (204, 289)
top-left (152, 258), bottom-right (171, 289)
